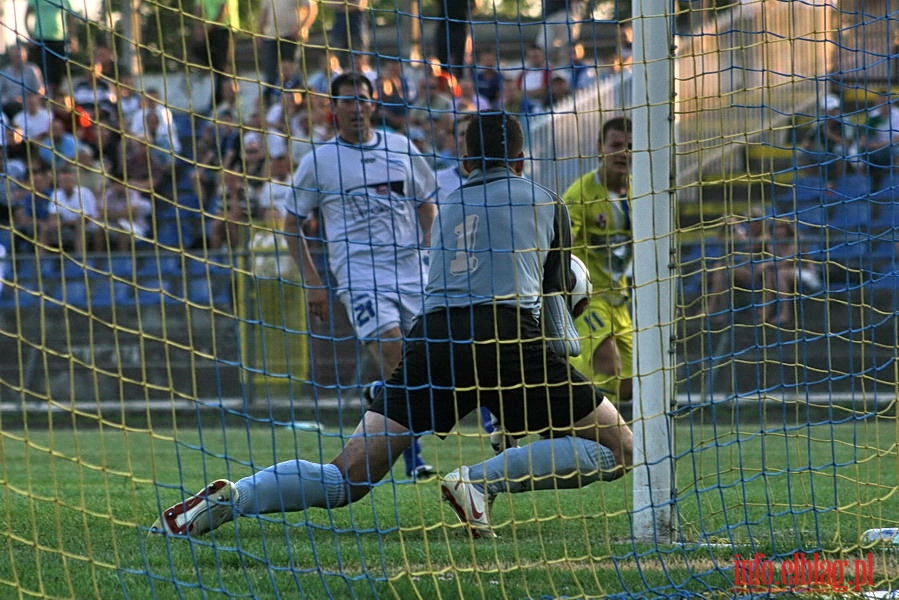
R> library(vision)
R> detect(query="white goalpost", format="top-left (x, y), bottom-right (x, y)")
top-left (630, 0), bottom-right (677, 544)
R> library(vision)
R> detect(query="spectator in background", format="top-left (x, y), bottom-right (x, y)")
top-left (562, 42), bottom-right (597, 92)
top-left (518, 44), bottom-right (553, 114)
top-left (70, 45), bottom-right (119, 118)
top-left (128, 89), bottom-right (176, 141)
top-left (707, 211), bottom-right (818, 328)
top-left (250, 151), bottom-right (298, 278)
top-left (90, 43), bottom-right (116, 78)
top-left (91, 117), bottom-right (121, 174)
top-left (114, 72), bottom-right (141, 117)
top-left (799, 94), bottom-right (854, 184)
top-left (37, 116), bottom-right (80, 168)
top-left (433, 0), bottom-right (477, 78)
top-left (472, 49), bottom-right (504, 108)
top-left (119, 136), bottom-right (162, 198)
top-left (706, 209), bottom-right (768, 326)
top-left (26, 0), bottom-right (79, 94)
top-left (97, 180), bottom-right (152, 251)
top-left (859, 90), bottom-right (899, 191)
top-left (194, 0), bottom-right (240, 112)
top-left (0, 44), bottom-right (46, 119)
top-left (537, 0), bottom-right (584, 66)
top-left (49, 165), bottom-right (100, 256)
top-left (13, 92), bottom-right (53, 143)
top-left (598, 40), bottom-right (633, 85)
top-left (543, 73), bottom-right (571, 110)
top-left (455, 78), bottom-right (490, 112)
top-left (266, 59), bottom-right (303, 108)
top-left (499, 76), bottom-right (525, 114)
top-left (764, 218), bottom-right (820, 327)
top-left (48, 90), bottom-right (93, 148)
top-left (209, 167), bottom-right (256, 250)
top-left (258, 151), bottom-right (293, 219)
top-left (408, 67), bottom-right (455, 127)
top-left (375, 58), bottom-right (414, 133)
top-left (235, 134), bottom-right (269, 203)
top-left (209, 79), bottom-right (241, 120)
top-left (1, 150), bottom-right (27, 240)
top-left (13, 165), bottom-right (54, 252)
top-left (304, 50), bottom-right (343, 94)
top-left (193, 109), bottom-right (241, 202)
top-left (265, 88), bottom-right (303, 143)
top-left (327, 0), bottom-right (369, 67)
top-left (430, 112), bottom-right (463, 169)
top-left (257, 0), bottom-right (318, 106)
top-left (141, 107), bottom-right (182, 166)
top-left (74, 145), bottom-right (104, 199)
top-left (289, 92), bottom-right (335, 162)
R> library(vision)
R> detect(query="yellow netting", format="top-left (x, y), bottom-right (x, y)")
top-left (1, 0), bottom-right (898, 598)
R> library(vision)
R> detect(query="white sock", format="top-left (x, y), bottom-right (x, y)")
top-left (234, 460), bottom-right (347, 514)
top-left (466, 436), bottom-right (620, 498)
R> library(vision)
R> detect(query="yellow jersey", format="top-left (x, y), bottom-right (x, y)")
top-left (562, 170), bottom-right (632, 301)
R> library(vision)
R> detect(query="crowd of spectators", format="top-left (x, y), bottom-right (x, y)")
top-left (1, 16), bottom-right (631, 272)
top-left (3, 5), bottom-right (891, 320)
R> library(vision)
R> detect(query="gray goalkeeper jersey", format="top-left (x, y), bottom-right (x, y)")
top-left (424, 167), bottom-right (571, 317)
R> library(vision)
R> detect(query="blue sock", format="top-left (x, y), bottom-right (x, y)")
top-left (480, 407), bottom-right (497, 434)
top-left (234, 460), bottom-right (347, 514)
top-left (466, 436), bottom-right (619, 498)
top-left (403, 439), bottom-right (424, 475)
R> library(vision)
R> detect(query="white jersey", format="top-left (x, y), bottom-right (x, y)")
top-left (289, 130), bottom-right (437, 296)
top-left (50, 186), bottom-right (99, 223)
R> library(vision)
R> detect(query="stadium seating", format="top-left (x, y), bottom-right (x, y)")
top-left (58, 279), bottom-right (90, 309)
top-left (871, 201), bottom-right (898, 234)
top-left (0, 285), bottom-right (39, 310)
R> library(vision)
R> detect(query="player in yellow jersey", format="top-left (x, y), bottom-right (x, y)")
top-left (562, 116), bottom-right (634, 406)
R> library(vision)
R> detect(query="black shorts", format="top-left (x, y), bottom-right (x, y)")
top-left (368, 305), bottom-right (600, 436)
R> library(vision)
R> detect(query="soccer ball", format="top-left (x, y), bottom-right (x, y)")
top-left (569, 255), bottom-right (592, 318)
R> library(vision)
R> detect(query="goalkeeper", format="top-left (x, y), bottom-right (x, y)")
top-left (150, 112), bottom-right (634, 540)
top-left (562, 116), bottom-right (634, 406)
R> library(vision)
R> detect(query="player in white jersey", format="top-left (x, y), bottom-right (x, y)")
top-left (285, 72), bottom-right (438, 479)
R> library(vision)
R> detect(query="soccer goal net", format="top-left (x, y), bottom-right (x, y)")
top-left (0, 0), bottom-right (897, 597)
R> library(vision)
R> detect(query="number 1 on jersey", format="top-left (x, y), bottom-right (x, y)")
top-left (450, 214), bottom-right (480, 275)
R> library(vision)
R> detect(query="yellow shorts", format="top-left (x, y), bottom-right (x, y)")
top-left (570, 295), bottom-right (633, 387)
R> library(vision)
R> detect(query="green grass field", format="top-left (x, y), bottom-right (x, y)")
top-left (2, 417), bottom-right (898, 599)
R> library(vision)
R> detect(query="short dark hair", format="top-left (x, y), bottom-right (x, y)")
top-left (330, 72), bottom-right (374, 101)
top-left (464, 112), bottom-right (524, 170)
top-left (601, 116), bottom-right (632, 142)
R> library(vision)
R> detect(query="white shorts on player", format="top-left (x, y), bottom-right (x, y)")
top-left (339, 289), bottom-right (423, 341)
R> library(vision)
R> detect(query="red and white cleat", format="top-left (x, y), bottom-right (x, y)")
top-left (150, 479), bottom-right (238, 537)
top-left (440, 466), bottom-right (496, 539)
